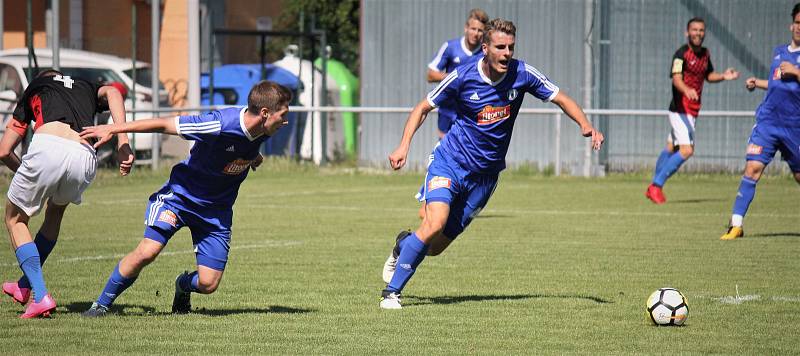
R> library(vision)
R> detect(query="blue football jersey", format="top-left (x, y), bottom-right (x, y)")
top-left (165, 107), bottom-right (266, 209)
top-left (428, 37), bottom-right (484, 133)
top-left (755, 45), bottom-right (800, 127)
top-left (427, 58), bottom-right (560, 174)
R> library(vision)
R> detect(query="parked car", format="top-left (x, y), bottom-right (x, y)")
top-left (0, 48), bottom-right (168, 162)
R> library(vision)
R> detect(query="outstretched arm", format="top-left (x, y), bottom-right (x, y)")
top-left (388, 99), bottom-right (435, 170)
top-left (550, 91), bottom-right (604, 151)
top-left (98, 85), bottom-right (134, 175)
top-left (707, 67), bottom-right (740, 83)
top-left (745, 77), bottom-right (769, 91)
top-left (80, 116), bottom-right (178, 149)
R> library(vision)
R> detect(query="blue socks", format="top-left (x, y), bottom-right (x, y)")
top-left (653, 152), bottom-right (687, 187)
top-left (653, 149), bottom-right (671, 178)
top-left (732, 176), bottom-right (758, 224)
top-left (177, 271), bottom-right (200, 293)
top-left (15, 242), bottom-right (47, 303)
top-left (18, 232), bottom-right (57, 290)
top-left (96, 264), bottom-right (138, 307)
top-left (386, 233), bottom-right (429, 293)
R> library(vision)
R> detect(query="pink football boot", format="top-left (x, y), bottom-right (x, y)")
top-left (2, 281), bottom-right (31, 305)
top-left (20, 294), bottom-right (56, 319)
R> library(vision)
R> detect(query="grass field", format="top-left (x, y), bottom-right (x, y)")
top-left (1, 160), bottom-right (798, 354)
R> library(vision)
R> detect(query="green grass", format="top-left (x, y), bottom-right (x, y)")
top-left (1, 161), bottom-right (799, 354)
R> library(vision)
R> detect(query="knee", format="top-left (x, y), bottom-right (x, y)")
top-left (679, 146), bottom-right (694, 159)
top-left (131, 248), bottom-right (159, 266)
top-left (196, 276), bottom-right (220, 294)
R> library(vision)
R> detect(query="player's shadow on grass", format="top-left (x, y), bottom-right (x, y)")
top-left (62, 301), bottom-right (313, 316)
top-left (403, 293), bottom-right (612, 306)
top-left (189, 305), bottom-right (314, 316)
top-left (668, 198), bottom-right (724, 204)
top-left (64, 301), bottom-right (157, 315)
top-left (747, 232), bottom-right (800, 238)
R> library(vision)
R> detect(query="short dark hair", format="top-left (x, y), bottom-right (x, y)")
top-left (686, 17), bottom-right (704, 30)
top-left (792, 3), bottom-right (800, 19)
top-left (247, 80), bottom-right (292, 114)
top-left (35, 69), bottom-right (63, 78)
top-left (482, 18), bottom-right (516, 45)
top-left (466, 8), bottom-right (489, 26)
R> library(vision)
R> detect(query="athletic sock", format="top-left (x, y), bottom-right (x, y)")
top-left (15, 242), bottom-right (47, 303)
top-left (653, 151), bottom-right (687, 187)
top-left (177, 271), bottom-right (200, 293)
top-left (18, 232), bottom-right (57, 289)
top-left (731, 176), bottom-right (758, 226)
top-left (653, 149), bottom-right (671, 179)
top-left (386, 233), bottom-right (429, 293)
top-left (96, 264), bottom-right (138, 307)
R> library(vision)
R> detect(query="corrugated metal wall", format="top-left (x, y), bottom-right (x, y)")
top-left (361, 0), bottom-right (796, 173)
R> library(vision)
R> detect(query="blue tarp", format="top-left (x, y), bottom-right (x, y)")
top-left (201, 64), bottom-right (304, 157)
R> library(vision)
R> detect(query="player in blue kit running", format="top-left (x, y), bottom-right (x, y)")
top-left (79, 81), bottom-right (292, 316)
top-left (380, 19), bottom-right (604, 309)
top-left (428, 8), bottom-right (489, 138)
top-left (721, 3), bottom-right (800, 240)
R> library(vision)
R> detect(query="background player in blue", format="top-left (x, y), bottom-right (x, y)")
top-left (427, 8), bottom-right (489, 138)
top-left (380, 19), bottom-right (604, 309)
top-left (78, 81), bottom-right (292, 316)
top-left (721, 3), bottom-right (800, 240)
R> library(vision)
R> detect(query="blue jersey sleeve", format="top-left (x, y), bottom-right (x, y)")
top-left (175, 111), bottom-right (223, 142)
top-left (426, 70), bottom-right (460, 108)
top-left (427, 42), bottom-right (450, 72)
top-left (523, 63), bottom-right (560, 102)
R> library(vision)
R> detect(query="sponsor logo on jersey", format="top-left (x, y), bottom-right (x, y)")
top-left (428, 176), bottom-right (451, 191)
top-left (508, 89), bottom-right (518, 101)
top-left (158, 210), bottom-right (178, 227)
top-left (469, 92), bottom-right (480, 101)
top-left (223, 159), bottom-right (254, 175)
top-left (477, 105), bottom-right (511, 125)
top-left (746, 143), bottom-right (763, 155)
top-left (773, 67), bottom-right (782, 80)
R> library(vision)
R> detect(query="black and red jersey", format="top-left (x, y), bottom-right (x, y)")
top-left (669, 44), bottom-right (714, 117)
top-left (10, 75), bottom-right (106, 135)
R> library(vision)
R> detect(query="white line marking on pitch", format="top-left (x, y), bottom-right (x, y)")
top-left (0, 240), bottom-right (302, 267)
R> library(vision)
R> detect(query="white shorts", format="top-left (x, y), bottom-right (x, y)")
top-left (667, 111), bottom-right (696, 146)
top-left (7, 134), bottom-right (97, 217)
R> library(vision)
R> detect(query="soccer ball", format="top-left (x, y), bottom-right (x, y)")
top-left (646, 287), bottom-right (688, 326)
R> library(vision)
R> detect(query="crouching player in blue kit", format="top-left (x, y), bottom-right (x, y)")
top-left (380, 19), bottom-right (604, 309)
top-left (79, 81), bottom-right (292, 316)
top-left (721, 3), bottom-right (800, 240)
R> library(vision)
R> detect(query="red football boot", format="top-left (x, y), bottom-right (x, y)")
top-left (645, 184), bottom-right (666, 204)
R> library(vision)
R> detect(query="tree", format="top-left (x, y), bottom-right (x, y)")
top-left (270, 0), bottom-right (360, 74)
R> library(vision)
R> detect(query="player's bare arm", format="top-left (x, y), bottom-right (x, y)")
top-left (81, 116), bottom-right (179, 148)
top-left (706, 67), bottom-right (740, 83)
top-left (745, 77), bottom-right (769, 91)
top-left (389, 99), bottom-right (434, 170)
top-left (550, 91), bottom-right (604, 151)
top-left (0, 127), bottom-right (24, 172)
top-left (427, 68), bottom-right (448, 83)
top-left (672, 73), bottom-right (699, 101)
top-left (98, 85), bottom-right (134, 176)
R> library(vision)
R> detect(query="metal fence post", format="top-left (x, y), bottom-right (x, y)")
top-left (555, 112), bottom-right (561, 176)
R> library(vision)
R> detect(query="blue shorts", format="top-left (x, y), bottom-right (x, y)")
top-left (417, 146), bottom-right (498, 239)
top-left (143, 187), bottom-right (233, 271)
top-left (745, 123), bottom-right (800, 172)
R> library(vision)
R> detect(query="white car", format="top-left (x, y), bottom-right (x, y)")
top-left (0, 48), bottom-right (169, 161)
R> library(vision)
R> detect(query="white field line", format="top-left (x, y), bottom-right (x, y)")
top-left (0, 240), bottom-right (302, 267)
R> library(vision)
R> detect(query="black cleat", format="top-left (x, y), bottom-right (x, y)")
top-left (82, 302), bottom-right (109, 318)
top-left (171, 271), bottom-right (192, 314)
